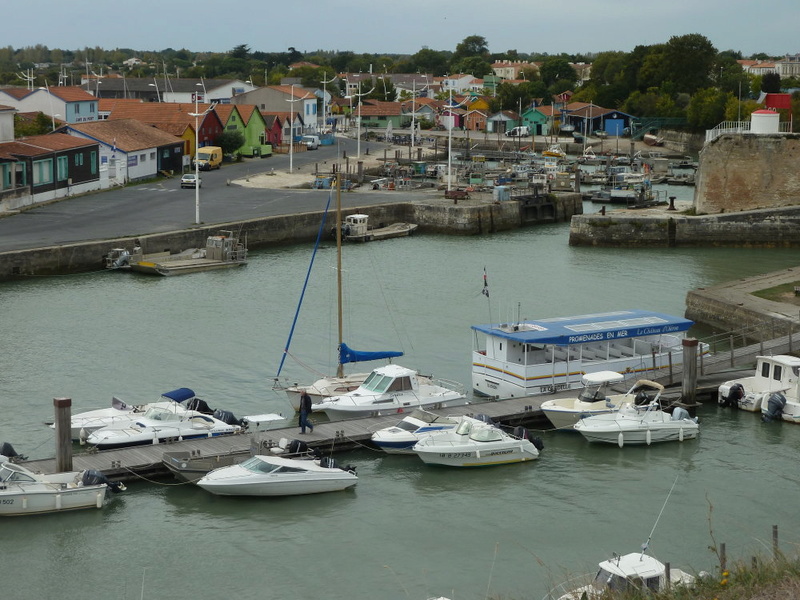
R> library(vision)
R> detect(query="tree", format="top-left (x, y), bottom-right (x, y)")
top-left (686, 87), bottom-right (731, 130)
top-left (453, 35), bottom-right (489, 61)
top-left (411, 48), bottom-right (450, 76)
top-left (761, 72), bottom-right (782, 93)
top-left (450, 56), bottom-right (492, 78)
top-left (662, 33), bottom-right (717, 94)
top-left (215, 130), bottom-right (245, 155)
top-left (539, 57), bottom-right (574, 88)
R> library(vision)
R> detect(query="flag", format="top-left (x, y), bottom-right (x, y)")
top-left (482, 267), bottom-right (489, 298)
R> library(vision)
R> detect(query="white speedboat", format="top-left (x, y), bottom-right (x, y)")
top-left (197, 455), bottom-right (358, 496)
top-left (371, 409), bottom-right (462, 454)
top-left (412, 417), bottom-right (543, 467)
top-left (86, 404), bottom-right (243, 450)
top-left (550, 550), bottom-right (695, 600)
top-left (574, 402), bottom-right (698, 447)
top-left (471, 309), bottom-right (709, 399)
top-left (311, 364), bottom-right (467, 420)
top-left (540, 371), bottom-right (625, 430)
top-left (53, 387), bottom-right (204, 441)
top-left (718, 354), bottom-right (800, 415)
top-left (0, 462), bottom-right (126, 516)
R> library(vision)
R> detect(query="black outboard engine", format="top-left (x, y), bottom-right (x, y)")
top-left (186, 398), bottom-right (213, 414)
top-left (81, 470), bottom-right (127, 493)
top-left (531, 437), bottom-right (545, 452)
top-left (475, 414), bottom-right (495, 426)
top-left (286, 439), bottom-right (310, 456)
top-left (213, 409), bottom-right (243, 426)
top-left (762, 392), bottom-right (787, 423)
top-left (318, 456), bottom-right (339, 469)
top-left (0, 442), bottom-right (24, 461)
top-left (512, 426), bottom-right (529, 440)
top-left (720, 383), bottom-right (744, 408)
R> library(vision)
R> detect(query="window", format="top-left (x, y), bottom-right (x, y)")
top-left (90, 151), bottom-right (97, 175)
top-left (149, 152), bottom-right (155, 161)
top-left (32, 159), bottom-right (53, 185)
top-left (75, 153), bottom-right (84, 166)
top-left (74, 103), bottom-right (80, 114)
top-left (140, 154), bottom-right (146, 162)
top-left (773, 365), bottom-right (782, 382)
top-left (57, 156), bottom-right (69, 181)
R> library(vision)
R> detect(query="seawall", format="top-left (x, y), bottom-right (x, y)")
top-left (569, 205), bottom-right (800, 247)
top-left (0, 194), bottom-right (582, 280)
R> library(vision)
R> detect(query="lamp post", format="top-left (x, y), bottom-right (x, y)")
top-left (349, 75), bottom-right (375, 159)
top-left (410, 73), bottom-right (429, 148)
top-left (149, 79), bottom-right (161, 102)
top-left (445, 87), bottom-right (469, 192)
top-left (189, 96), bottom-right (214, 226)
top-left (320, 71), bottom-right (336, 134)
top-left (285, 84), bottom-right (311, 173)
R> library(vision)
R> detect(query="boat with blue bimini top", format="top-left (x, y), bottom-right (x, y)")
top-left (371, 409), bottom-right (462, 454)
top-left (471, 309), bottom-right (709, 399)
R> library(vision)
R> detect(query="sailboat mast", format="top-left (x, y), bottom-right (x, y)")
top-left (336, 173), bottom-right (344, 378)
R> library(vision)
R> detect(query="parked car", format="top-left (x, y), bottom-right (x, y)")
top-left (180, 173), bottom-right (202, 189)
top-left (301, 135), bottom-right (320, 150)
top-left (505, 126), bottom-right (530, 137)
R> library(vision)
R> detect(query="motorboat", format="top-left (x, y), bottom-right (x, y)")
top-left (412, 417), bottom-right (543, 467)
top-left (86, 404), bottom-right (245, 450)
top-left (370, 409), bottom-right (462, 454)
top-left (471, 309), bottom-right (709, 399)
top-left (334, 213), bottom-right (418, 243)
top-left (540, 371), bottom-right (629, 430)
top-left (52, 387), bottom-right (205, 442)
top-left (311, 364), bottom-right (467, 420)
top-left (718, 354), bottom-right (800, 417)
top-left (0, 460), bottom-right (125, 516)
top-left (196, 454), bottom-right (358, 496)
top-left (574, 401), bottom-right (698, 447)
top-left (542, 144), bottom-right (566, 158)
top-left (549, 550), bottom-right (695, 600)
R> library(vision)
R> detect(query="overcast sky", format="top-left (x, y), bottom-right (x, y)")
top-left (11, 0), bottom-right (798, 59)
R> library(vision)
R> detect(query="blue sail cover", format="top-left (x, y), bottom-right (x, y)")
top-left (339, 343), bottom-right (403, 365)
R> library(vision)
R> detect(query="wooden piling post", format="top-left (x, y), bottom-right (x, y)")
top-left (681, 338), bottom-right (699, 404)
top-left (720, 542), bottom-right (727, 572)
top-left (730, 335), bottom-right (735, 368)
top-left (53, 397), bottom-right (73, 473)
top-left (773, 524), bottom-right (779, 558)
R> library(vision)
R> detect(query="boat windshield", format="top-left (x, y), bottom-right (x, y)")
top-left (594, 568), bottom-right (630, 593)
top-left (469, 427), bottom-right (504, 442)
top-left (455, 420), bottom-right (473, 435)
top-left (241, 457), bottom-right (307, 475)
top-left (362, 374), bottom-right (394, 394)
top-left (578, 384), bottom-right (608, 403)
top-left (0, 464), bottom-right (36, 483)
top-left (143, 407), bottom-right (176, 421)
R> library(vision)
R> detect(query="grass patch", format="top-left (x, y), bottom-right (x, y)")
top-left (752, 282), bottom-right (800, 307)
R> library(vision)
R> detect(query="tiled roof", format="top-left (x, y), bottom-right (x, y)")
top-left (358, 101), bottom-right (403, 116)
top-left (235, 104), bottom-right (257, 125)
top-left (0, 133), bottom-right (95, 159)
top-left (108, 102), bottom-right (214, 126)
top-left (0, 88), bottom-right (31, 100)
top-left (48, 86), bottom-right (96, 102)
top-left (67, 119), bottom-right (183, 151)
top-left (98, 98), bottom-right (144, 112)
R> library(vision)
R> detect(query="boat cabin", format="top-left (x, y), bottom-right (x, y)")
top-left (357, 365), bottom-right (418, 396)
top-left (343, 214), bottom-right (370, 240)
top-left (594, 553), bottom-right (670, 594)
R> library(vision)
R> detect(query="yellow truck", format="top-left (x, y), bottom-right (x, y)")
top-left (194, 146), bottom-right (223, 170)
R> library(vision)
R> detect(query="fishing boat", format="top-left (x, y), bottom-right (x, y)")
top-left (541, 144), bottom-right (566, 158)
top-left (574, 401), bottom-right (698, 446)
top-left (412, 416), bottom-right (543, 467)
top-left (718, 355), bottom-right (800, 418)
top-left (276, 177), bottom-right (407, 410)
top-left (335, 213), bottom-right (418, 243)
top-left (311, 364), bottom-right (467, 420)
top-left (0, 461), bottom-right (126, 516)
top-left (196, 455), bottom-right (358, 496)
top-left (370, 409), bottom-right (462, 454)
top-left (105, 230), bottom-right (247, 276)
top-left (471, 309), bottom-right (708, 399)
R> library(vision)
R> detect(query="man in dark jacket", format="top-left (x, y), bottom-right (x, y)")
top-left (299, 391), bottom-right (314, 434)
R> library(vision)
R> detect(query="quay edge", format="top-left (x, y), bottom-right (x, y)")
top-left (569, 205), bottom-right (800, 248)
top-left (0, 194), bottom-right (581, 281)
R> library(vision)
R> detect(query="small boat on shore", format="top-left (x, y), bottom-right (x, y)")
top-left (196, 455), bottom-right (358, 496)
top-left (0, 460), bottom-right (126, 516)
top-left (105, 230), bottom-right (247, 276)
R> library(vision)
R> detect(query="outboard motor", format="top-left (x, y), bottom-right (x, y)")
top-left (81, 470), bottom-right (127, 493)
top-left (474, 414), bottom-right (495, 426)
top-left (531, 437), bottom-right (545, 452)
top-left (720, 383), bottom-right (744, 408)
top-left (213, 409), bottom-right (243, 426)
top-left (0, 442), bottom-right (25, 462)
top-left (318, 456), bottom-right (339, 469)
top-left (186, 398), bottom-right (213, 414)
top-left (762, 392), bottom-right (787, 423)
top-left (671, 407), bottom-right (691, 421)
top-left (286, 439), bottom-right (310, 456)
top-left (512, 426), bottom-right (529, 440)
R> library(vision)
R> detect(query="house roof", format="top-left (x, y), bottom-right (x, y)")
top-left (0, 133), bottom-right (95, 159)
top-left (98, 98), bottom-right (144, 112)
top-left (213, 104), bottom-right (240, 124)
top-left (269, 85), bottom-right (317, 99)
top-left (108, 102), bottom-right (215, 126)
top-left (48, 86), bottom-right (96, 102)
top-left (67, 119), bottom-right (183, 151)
top-left (235, 104), bottom-right (259, 125)
top-left (358, 101), bottom-right (403, 117)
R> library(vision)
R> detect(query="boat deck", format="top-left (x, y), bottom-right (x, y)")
top-left (132, 257), bottom-right (246, 275)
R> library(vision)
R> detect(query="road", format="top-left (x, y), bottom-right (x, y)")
top-left (0, 136), bottom-right (412, 253)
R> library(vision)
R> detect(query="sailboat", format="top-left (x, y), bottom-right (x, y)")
top-left (275, 175), bottom-right (405, 410)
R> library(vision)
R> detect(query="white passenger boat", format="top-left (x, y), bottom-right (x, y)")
top-left (53, 387), bottom-right (202, 441)
top-left (412, 417), bottom-right (543, 467)
top-left (718, 354), bottom-right (800, 417)
top-left (574, 402), bottom-right (698, 447)
top-left (0, 461), bottom-right (126, 516)
top-left (371, 409), bottom-right (462, 454)
top-left (549, 550), bottom-right (695, 600)
top-left (471, 309), bottom-right (707, 399)
top-left (311, 364), bottom-right (467, 420)
top-left (86, 405), bottom-right (244, 450)
top-left (196, 455), bottom-right (358, 496)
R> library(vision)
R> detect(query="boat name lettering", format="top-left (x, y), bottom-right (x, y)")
top-left (541, 383), bottom-right (568, 393)
top-left (568, 331), bottom-right (625, 343)
top-left (634, 325), bottom-right (680, 335)
top-left (487, 450), bottom-right (513, 456)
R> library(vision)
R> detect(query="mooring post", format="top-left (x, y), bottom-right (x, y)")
top-left (681, 338), bottom-right (698, 404)
top-left (53, 397), bottom-right (73, 473)
top-left (729, 335), bottom-right (735, 368)
top-left (773, 524), bottom-right (779, 559)
top-left (720, 542), bottom-right (727, 572)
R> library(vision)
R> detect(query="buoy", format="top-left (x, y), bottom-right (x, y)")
top-left (679, 427), bottom-right (684, 442)
top-left (55, 494), bottom-right (62, 510)
top-left (79, 427), bottom-right (87, 445)
top-left (96, 491), bottom-right (104, 508)
top-left (617, 433), bottom-right (624, 448)
top-left (152, 431), bottom-right (159, 445)
top-left (646, 429), bottom-right (652, 446)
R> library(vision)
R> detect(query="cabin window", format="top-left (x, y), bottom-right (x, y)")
top-left (773, 365), bottom-right (782, 382)
top-left (761, 362), bottom-right (770, 378)
top-left (644, 577), bottom-right (660, 591)
top-left (387, 377), bottom-right (411, 392)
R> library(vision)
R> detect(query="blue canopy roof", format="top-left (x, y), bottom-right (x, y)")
top-left (471, 310), bottom-right (693, 347)
top-left (339, 343), bottom-right (403, 365)
top-left (161, 388), bottom-right (196, 403)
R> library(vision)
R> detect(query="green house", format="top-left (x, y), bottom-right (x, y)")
top-left (215, 104), bottom-right (272, 158)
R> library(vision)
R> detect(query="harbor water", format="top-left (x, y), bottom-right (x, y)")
top-left (4, 196), bottom-right (800, 600)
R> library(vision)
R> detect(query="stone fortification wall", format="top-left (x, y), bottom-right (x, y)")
top-left (569, 206), bottom-right (800, 248)
top-left (660, 130), bottom-right (704, 155)
top-left (695, 133), bottom-right (800, 215)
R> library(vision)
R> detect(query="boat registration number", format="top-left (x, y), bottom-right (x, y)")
top-left (438, 452), bottom-right (472, 459)
top-left (540, 383), bottom-right (568, 393)
top-left (1, 499), bottom-right (14, 504)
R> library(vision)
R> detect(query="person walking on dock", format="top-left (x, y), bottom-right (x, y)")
top-left (299, 391), bottom-right (314, 434)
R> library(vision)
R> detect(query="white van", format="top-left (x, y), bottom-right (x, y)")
top-left (505, 126), bottom-right (530, 137)
top-left (301, 135), bottom-right (320, 150)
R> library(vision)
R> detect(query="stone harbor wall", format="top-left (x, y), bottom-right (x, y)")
top-left (695, 133), bottom-right (800, 215)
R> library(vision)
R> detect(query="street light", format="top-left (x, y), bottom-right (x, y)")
top-left (410, 73), bottom-right (429, 148)
top-left (445, 87), bottom-right (469, 192)
top-left (189, 94), bottom-right (215, 225)
top-left (285, 84), bottom-right (312, 173)
top-left (148, 79), bottom-right (161, 102)
top-left (347, 73), bottom-right (375, 159)
top-left (320, 71), bottom-right (336, 134)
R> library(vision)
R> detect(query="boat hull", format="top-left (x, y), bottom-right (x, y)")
top-left (314, 395), bottom-right (469, 420)
top-left (0, 484), bottom-right (108, 516)
top-left (413, 442), bottom-right (539, 467)
top-left (574, 414), bottom-right (699, 445)
top-left (198, 474), bottom-right (357, 496)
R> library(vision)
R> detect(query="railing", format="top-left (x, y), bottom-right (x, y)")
top-left (705, 120), bottom-right (793, 144)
